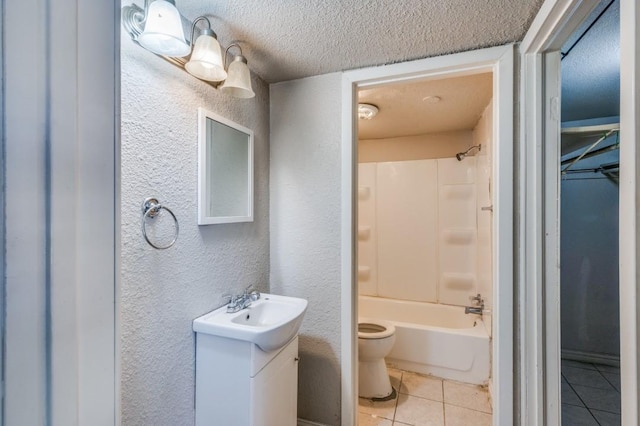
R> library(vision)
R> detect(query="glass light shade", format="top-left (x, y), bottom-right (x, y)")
top-left (220, 57), bottom-right (255, 99)
top-left (137, 0), bottom-right (190, 57)
top-left (185, 34), bottom-right (227, 82)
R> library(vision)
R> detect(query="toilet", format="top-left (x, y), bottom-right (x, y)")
top-left (358, 318), bottom-right (396, 399)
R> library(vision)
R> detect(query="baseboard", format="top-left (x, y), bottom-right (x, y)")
top-left (297, 419), bottom-right (329, 426)
top-left (561, 349), bottom-right (620, 367)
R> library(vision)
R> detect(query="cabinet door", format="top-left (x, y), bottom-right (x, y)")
top-left (251, 337), bottom-right (299, 426)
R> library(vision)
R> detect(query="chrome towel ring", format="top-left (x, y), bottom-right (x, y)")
top-left (141, 197), bottom-right (179, 250)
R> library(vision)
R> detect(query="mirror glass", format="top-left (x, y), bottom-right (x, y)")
top-left (198, 108), bottom-right (253, 224)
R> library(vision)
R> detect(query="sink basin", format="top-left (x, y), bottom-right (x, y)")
top-left (193, 293), bottom-right (308, 352)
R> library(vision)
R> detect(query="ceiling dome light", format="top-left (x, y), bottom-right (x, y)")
top-left (358, 103), bottom-right (379, 120)
top-left (137, 0), bottom-right (190, 57)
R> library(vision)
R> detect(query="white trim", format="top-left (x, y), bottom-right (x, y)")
top-left (4, 0), bottom-right (49, 423)
top-left (197, 107), bottom-right (254, 225)
top-left (492, 46), bottom-right (515, 425)
top-left (340, 73), bottom-right (358, 426)
top-left (519, 2), bottom-right (598, 422)
top-left (4, 0), bottom-right (117, 423)
top-left (341, 44), bottom-right (515, 426)
top-left (0, 1), bottom-right (4, 419)
top-left (543, 51), bottom-right (562, 426)
top-left (619, 0), bottom-right (640, 423)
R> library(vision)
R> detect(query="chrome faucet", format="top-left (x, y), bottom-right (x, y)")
top-left (225, 287), bottom-right (261, 313)
top-left (465, 305), bottom-right (483, 315)
top-left (465, 293), bottom-right (484, 315)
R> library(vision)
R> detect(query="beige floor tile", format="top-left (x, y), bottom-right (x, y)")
top-left (358, 411), bottom-right (394, 426)
top-left (444, 404), bottom-right (492, 426)
top-left (394, 394), bottom-right (444, 426)
top-left (399, 372), bottom-right (443, 402)
top-left (359, 394), bottom-right (398, 421)
top-left (389, 367), bottom-right (403, 392)
top-left (443, 381), bottom-right (492, 414)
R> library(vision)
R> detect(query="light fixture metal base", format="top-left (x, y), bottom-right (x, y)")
top-left (122, 4), bottom-right (145, 40)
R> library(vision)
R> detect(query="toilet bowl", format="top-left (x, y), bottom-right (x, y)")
top-left (358, 318), bottom-right (396, 399)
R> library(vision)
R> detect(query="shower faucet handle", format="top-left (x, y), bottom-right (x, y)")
top-left (469, 294), bottom-right (484, 305)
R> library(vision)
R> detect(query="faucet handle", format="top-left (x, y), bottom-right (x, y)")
top-left (249, 290), bottom-right (261, 301)
top-left (469, 293), bottom-right (483, 304)
top-left (223, 294), bottom-right (241, 306)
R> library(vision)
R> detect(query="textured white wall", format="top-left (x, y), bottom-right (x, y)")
top-left (120, 24), bottom-right (270, 424)
top-left (270, 73), bottom-right (343, 425)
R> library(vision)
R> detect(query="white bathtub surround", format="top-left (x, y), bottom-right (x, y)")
top-left (359, 296), bottom-right (490, 385)
top-left (357, 163), bottom-right (378, 296)
top-left (376, 160), bottom-right (439, 301)
top-left (438, 157), bottom-right (479, 306)
top-left (358, 156), bottom-right (488, 308)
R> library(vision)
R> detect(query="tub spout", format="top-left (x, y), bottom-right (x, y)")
top-left (465, 306), bottom-right (483, 315)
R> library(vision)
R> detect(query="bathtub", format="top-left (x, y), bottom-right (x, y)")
top-left (359, 295), bottom-right (490, 385)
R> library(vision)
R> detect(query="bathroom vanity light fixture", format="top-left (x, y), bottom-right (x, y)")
top-left (219, 45), bottom-right (255, 99)
top-left (184, 17), bottom-right (226, 82)
top-left (121, 0), bottom-right (255, 98)
top-left (358, 103), bottom-right (379, 120)
top-left (122, 0), bottom-right (190, 57)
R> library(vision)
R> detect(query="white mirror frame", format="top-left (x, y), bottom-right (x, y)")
top-left (197, 107), bottom-right (254, 225)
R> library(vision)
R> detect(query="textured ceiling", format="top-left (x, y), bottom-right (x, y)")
top-left (561, 0), bottom-right (619, 122)
top-left (358, 73), bottom-right (493, 139)
top-left (177, 0), bottom-right (545, 83)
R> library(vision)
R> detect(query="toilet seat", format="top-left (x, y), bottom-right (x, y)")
top-left (358, 318), bottom-right (395, 339)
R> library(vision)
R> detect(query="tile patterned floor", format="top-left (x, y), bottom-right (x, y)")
top-left (358, 368), bottom-right (492, 426)
top-left (561, 359), bottom-right (621, 426)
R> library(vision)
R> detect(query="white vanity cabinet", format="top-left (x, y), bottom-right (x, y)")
top-left (194, 333), bottom-right (299, 426)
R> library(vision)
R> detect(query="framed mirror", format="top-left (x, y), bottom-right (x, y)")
top-left (198, 107), bottom-right (254, 224)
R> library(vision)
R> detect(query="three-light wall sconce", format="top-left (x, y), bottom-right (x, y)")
top-left (122, 0), bottom-right (255, 99)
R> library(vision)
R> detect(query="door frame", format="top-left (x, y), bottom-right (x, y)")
top-left (519, 0), bottom-right (639, 423)
top-left (340, 44), bottom-right (515, 425)
top-left (3, 0), bottom-right (118, 423)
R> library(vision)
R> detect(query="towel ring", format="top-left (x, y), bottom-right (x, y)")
top-left (141, 197), bottom-right (179, 250)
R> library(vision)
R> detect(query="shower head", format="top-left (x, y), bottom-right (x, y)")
top-left (455, 144), bottom-right (482, 161)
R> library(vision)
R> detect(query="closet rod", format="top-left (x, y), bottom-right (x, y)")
top-left (562, 129), bottom-right (617, 173)
top-left (561, 141), bottom-right (619, 166)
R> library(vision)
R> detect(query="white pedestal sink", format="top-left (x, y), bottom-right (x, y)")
top-left (193, 293), bottom-right (308, 426)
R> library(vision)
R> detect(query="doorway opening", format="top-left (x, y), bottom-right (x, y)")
top-left (519, 0), bottom-right (639, 423)
top-left (559, 1), bottom-right (621, 423)
top-left (356, 73), bottom-right (495, 424)
top-left (340, 44), bottom-right (514, 425)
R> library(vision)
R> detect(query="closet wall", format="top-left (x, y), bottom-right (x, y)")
top-left (560, 129), bottom-right (620, 360)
